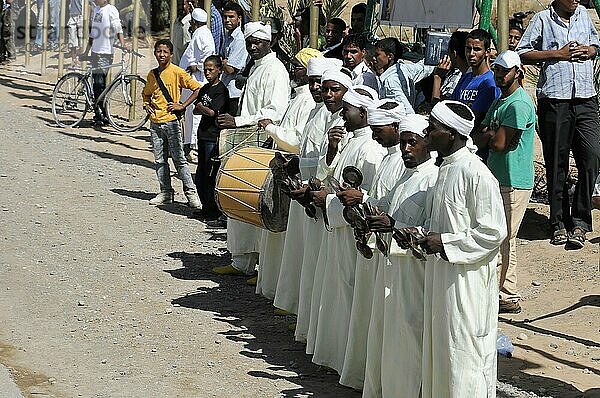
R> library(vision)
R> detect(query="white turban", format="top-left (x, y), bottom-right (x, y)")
top-left (399, 114), bottom-right (429, 137)
top-left (191, 8), bottom-right (207, 23)
top-left (342, 85), bottom-right (377, 109)
top-left (244, 22), bottom-right (272, 41)
top-left (430, 100), bottom-right (475, 137)
top-left (321, 68), bottom-right (353, 89)
top-left (307, 57), bottom-right (342, 77)
top-left (367, 99), bottom-right (407, 126)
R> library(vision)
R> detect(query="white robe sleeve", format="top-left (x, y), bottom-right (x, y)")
top-left (441, 173), bottom-right (508, 265)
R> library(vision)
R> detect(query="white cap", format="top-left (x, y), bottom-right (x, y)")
top-left (493, 50), bottom-right (521, 69)
top-left (191, 8), bottom-right (207, 23)
top-left (307, 57), bottom-right (342, 77)
top-left (244, 21), bottom-right (272, 41)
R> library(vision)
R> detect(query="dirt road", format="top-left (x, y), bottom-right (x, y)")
top-left (0, 55), bottom-right (598, 398)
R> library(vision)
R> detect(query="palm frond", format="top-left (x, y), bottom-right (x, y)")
top-left (323, 0), bottom-right (347, 20)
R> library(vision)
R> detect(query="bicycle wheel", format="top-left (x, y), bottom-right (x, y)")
top-left (105, 74), bottom-right (149, 133)
top-left (51, 72), bottom-right (89, 128)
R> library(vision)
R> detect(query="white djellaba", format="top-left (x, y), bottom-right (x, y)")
top-left (308, 89), bottom-right (387, 373)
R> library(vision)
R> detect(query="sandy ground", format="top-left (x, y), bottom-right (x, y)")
top-left (0, 44), bottom-right (598, 398)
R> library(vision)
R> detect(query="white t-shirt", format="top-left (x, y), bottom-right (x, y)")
top-left (90, 4), bottom-right (122, 55)
top-left (593, 173), bottom-right (600, 197)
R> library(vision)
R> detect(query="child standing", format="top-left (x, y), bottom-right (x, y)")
top-left (142, 39), bottom-right (202, 208)
top-left (194, 55), bottom-right (230, 226)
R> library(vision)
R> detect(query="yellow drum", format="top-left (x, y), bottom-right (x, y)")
top-left (215, 147), bottom-right (290, 232)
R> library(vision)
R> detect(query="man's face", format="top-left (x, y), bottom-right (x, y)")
top-left (340, 102), bottom-right (363, 131)
top-left (371, 124), bottom-right (399, 148)
top-left (321, 80), bottom-right (347, 113)
top-left (465, 38), bottom-right (489, 68)
top-left (373, 47), bottom-right (392, 75)
top-left (290, 61), bottom-right (307, 85)
top-left (343, 44), bottom-right (365, 69)
top-left (308, 76), bottom-right (323, 103)
top-left (246, 37), bottom-right (271, 60)
top-left (493, 64), bottom-right (518, 88)
top-left (94, 0), bottom-right (108, 6)
top-left (183, 0), bottom-right (193, 14)
top-left (508, 28), bottom-right (522, 51)
top-left (400, 132), bottom-right (428, 168)
top-left (223, 10), bottom-right (241, 32)
top-left (325, 23), bottom-right (344, 47)
top-left (351, 11), bottom-right (365, 33)
top-left (554, 0), bottom-right (579, 14)
top-left (154, 44), bottom-right (173, 66)
top-left (426, 118), bottom-right (452, 153)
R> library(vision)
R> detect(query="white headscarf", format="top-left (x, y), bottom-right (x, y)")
top-left (191, 8), bottom-right (207, 22)
top-left (244, 22), bottom-right (271, 41)
top-left (321, 68), bottom-right (353, 89)
top-left (342, 85), bottom-right (377, 109)
top-left (367, 99), bottom-right (407, 126)
top-left (430, 100), bottom-right (475, 137)
top-left (307, 57), bottom-right (343, 77)
top-left (399, 114), bottom-right (429, 137)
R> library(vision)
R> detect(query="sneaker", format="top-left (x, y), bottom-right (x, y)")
top-left (212, 264), bottom-right (245, 276)
top-left (185, 190), bottom-right (201, 209)
top-left (499, 300), bottom-right (522, 314)
top-left (149, 192), bottom-right (174, 205)
top-left (246, 276), bottom-right (258, 285)
top-left (206, 217), bottom-right (227, 229)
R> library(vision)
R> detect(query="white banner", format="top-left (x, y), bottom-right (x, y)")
top-left (380, 0), bottom-right (476, 28)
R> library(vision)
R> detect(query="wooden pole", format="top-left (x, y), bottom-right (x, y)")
top-left (497, 0), bottom-right (509, 52)
top-left (309, 4), bottom-right (318, 49)
top-left (25, 0), bottom-right (31, 66)
top-left (82, 0), bottom-right (89, 70)
top-left (205, 0), bottom-right (212, 30)
top-left (41, 0), bottom-right (49, 74)
top-left (57, 0), bottom-right (67, 76)
top-left (251, 0), bottom-right (259, 22)
top-left (170, 0), bottom-right (178, 39)
top-left (129, 0), bottom-right (141, 121)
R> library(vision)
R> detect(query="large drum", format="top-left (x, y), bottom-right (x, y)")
top-left (218, 126), bottom-right (271, 157)
top-left (215, 147), bottom-right (290, 232)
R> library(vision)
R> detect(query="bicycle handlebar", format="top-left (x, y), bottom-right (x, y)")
top-left (114, 44), bottom-right (145, 58)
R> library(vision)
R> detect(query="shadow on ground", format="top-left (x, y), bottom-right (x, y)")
top-left (164, 250), bottom-right (362, 398)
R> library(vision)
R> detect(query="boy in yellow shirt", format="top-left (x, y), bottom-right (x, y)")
top-left (142, 39), bottom-right (202, 207)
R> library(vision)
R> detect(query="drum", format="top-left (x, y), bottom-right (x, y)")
top-left (215, 147), bottom-right (290, 232)
top-left (218, 126), bottom-right (271, 157)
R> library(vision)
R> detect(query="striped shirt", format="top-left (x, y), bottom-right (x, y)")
top-left (210, 5), bottom-right (224, 55)
top-left (516, 4), bottom-right (600, 99)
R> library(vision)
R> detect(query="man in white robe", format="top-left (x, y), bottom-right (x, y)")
top-left (412, 100), bottom-right (507, 398)
top-left (333, 99), bottom-right (408, 390)
top-left (213, 22), bottom-right (291, 278)
top-left (253, 48), bottom-right (320, 300)
top-left (272, 57), bottom-right (342, 314)
top-left (179, 8), bottom-right (215, 156)
top-left (307, 85), bottom-right (386, 373)
top-left (361, 115), bottom-right (439, 397)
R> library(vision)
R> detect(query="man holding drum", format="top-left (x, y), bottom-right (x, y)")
top-left (213, 22), bottom-right (291, 278)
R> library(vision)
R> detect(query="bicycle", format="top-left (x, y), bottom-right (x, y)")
top-left (51, 45), bottom-right (149, 132)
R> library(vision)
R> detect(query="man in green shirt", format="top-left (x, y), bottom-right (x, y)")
top-left (474, 50), bottom-right (536, 314)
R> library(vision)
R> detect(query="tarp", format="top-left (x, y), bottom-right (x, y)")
top-left (379, 0), bottom-right (476, 28)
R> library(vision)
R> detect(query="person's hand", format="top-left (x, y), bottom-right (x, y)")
top-left (336, 188), bottom-right (363, 206)
top-left (328, 126), bottom-right (346, 150)
top-left (167, 102), bottom-right (185, 112)
top-left (434, 55), bottom-right (452, 77)
top-left (417, 232), bottom-right (447, 260)
top-left (258, 119), bottom-right (273, 129)
top-left (222, 58), bottom-right (229, 67)
top-left (310, 188), bottom-right (329, 209)
top-left (290, 185), bottom-right (309, 202)
top-left (217, 113), bottom-right (236, 128)
top-left (186, 65), bottom-right (199, 74)
top-left (235, 75), bottom-right (247, 90)
top-left (144, 103), bottom-right (156, 116)
top-left (571, 44), bottom-right (597, 62)
top-left (366, 214), bottom-right (394, 233)
top-left (557, 41), bottom-right (578, 62)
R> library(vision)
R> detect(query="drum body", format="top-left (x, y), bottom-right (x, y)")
top-left (215, 147), bottom-right (290, 232)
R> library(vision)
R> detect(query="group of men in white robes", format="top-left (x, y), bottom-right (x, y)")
top-left (211, 20), bottom-right (507, 397)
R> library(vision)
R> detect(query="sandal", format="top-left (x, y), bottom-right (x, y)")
top-left (567, 227), bottom-right (586, 249)
top-left (550, 228), bottom-right (568, 245)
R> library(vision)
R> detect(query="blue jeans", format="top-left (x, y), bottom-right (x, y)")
top-left (35, 0), bottom-right (59, 46)
top-left (150, 120), bottom-right (197, 194)
top-left (195, 140), bottom-right (221, 217)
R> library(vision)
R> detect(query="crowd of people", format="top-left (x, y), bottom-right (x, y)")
top-left (3, 0), bottom-right (596, 396)
top-left (138, 0), bottom-right (600, 396)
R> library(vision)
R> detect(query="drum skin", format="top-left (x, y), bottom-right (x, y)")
top-left (215, 147), bottom-right (290, 232)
